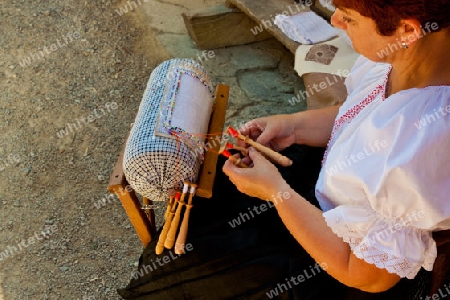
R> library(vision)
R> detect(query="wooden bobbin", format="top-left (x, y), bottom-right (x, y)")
top-left (164, 182), bottom-right (190, 249)
top-left (175, 183), bottom-right (197, 254)
top-left (225, 142), bottom-right (249, 156)
top-left (156, 192), bottom-right (180, 255)
top-left (164, 195), bottom-right (175, 221)
top-left (221, 149), bottom-right (248, 168)
top-left (227, 126), bottom-right (293, 167)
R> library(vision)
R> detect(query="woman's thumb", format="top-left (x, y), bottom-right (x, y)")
top-left (248, 147), bottom-right (263, 162)
top-left (255, 129), bottom-right (272, 146)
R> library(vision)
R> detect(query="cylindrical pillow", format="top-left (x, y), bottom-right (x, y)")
top-left (123, 59), bottom-right (214, 201)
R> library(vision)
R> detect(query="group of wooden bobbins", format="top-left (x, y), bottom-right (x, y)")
top-left (155, 181), bottom-right (197, 255)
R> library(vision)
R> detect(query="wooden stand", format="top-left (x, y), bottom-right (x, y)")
top-left (107, 84), bottom-right (229, 247)
top-left (196, 84), bottom-right (229, 198)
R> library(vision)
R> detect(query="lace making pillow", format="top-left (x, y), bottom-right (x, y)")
top-left (123, 59), bottom-right (214, 201)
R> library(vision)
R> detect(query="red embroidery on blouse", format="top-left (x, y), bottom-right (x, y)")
top-left (322, 65), bottom-right (393, 164)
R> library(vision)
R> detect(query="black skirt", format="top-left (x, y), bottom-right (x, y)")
top-left (118, 145), bottom-right (431, 300)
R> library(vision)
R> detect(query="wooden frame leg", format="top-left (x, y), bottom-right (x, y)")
top-left (107, 133), bottom-right (155, 247)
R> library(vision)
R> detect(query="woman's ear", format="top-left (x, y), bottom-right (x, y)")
top-left (399, 19), bottom-right (424, 47)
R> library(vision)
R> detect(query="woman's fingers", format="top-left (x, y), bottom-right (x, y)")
top-left (240, 155), bottom-right (253, 166)
top-left (223, 148), bottom-right (285, 200)
top-left (235, 115), bottom-right (296, 153)
top-left (237, 118), bottom-right (279, 150)
top-left (239, 120), bottom-right (259, 136)
top-left (240, 120), bottom-right (266, 139)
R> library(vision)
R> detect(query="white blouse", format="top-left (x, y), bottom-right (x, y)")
top-left (315, 55), bottom-right (450, 279)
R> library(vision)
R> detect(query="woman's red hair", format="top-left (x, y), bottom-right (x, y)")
top-left (332, 0), bottom-right (450, 35)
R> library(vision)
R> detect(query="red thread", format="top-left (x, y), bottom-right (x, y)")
top-left (221, 150), bottom-right (232, 158)
top-left (227, 127), bottom-right (239, 138)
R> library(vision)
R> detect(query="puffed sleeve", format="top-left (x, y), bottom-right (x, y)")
top-left (324, 204), bottom-right (437, 279)
top-left (318, 86), bottom-right (450, 279)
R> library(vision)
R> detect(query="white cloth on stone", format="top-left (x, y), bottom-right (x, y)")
top-left (315, 55), bottom-right (450, 279)
top-left (274, 11), bottom-right (338, 44)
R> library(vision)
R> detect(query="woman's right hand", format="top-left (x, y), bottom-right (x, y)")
top-left (238, 114), bottom-right (297, 152)
top-left (237, 105), bottom-right (341, 150)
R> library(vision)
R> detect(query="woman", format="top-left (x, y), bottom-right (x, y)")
top-left (223, 0), bottom-right (450, 293)
top-left (120, 1), bottom-right (450, 298)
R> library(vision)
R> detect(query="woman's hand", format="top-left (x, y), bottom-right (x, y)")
top-left (222, 148), bottom-right (289, 201)
top-left (238, 114), bottom-right (297, 152)
top-left (236, 105), bottom-right (341, 149)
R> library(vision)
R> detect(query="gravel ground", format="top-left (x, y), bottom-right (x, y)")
top-left (0, 0), bottom-right (302, 298)
top-left (0, 0), bottom-right (171, 299)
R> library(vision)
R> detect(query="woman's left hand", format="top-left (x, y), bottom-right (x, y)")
top-left (222, 147), bottom-right (289, 201)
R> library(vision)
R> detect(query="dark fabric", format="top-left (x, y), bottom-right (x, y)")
top-left (118, 145), bottom-right (437, 300)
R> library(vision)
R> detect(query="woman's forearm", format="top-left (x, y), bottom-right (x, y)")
top-left (292, 104), bottom-right (341, 147)
top-left (272, 184), bottom-right (401, 292)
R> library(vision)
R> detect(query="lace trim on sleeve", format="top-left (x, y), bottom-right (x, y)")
top-left (324, 205), bottom-right (437, 279)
